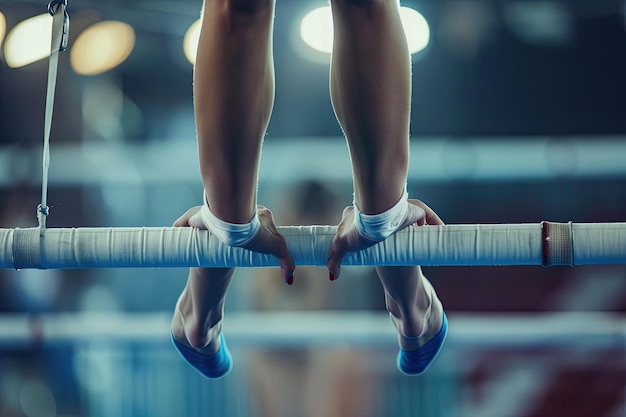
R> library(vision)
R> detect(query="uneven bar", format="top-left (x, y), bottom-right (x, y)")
top-left (0, 222), bottom-right (624, 269)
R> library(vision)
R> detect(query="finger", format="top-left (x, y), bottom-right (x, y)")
top-left (277, 241), bottom-right (296, 286)
top-left (269, 231), bottom-right (295, 285)
top-left (172, 207), bottom-right (200, 227)
top-left (257, 207), bottom-right (295, 285)
top-left (326, 207), bottom-right (355, 281)
top-left (409, 199), bottom-right (445, 225)
top-left (326, 235), bottom-right (346, 281)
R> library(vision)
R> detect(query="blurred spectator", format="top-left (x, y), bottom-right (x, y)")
top-left (247, 181), bottom-right (382, 417)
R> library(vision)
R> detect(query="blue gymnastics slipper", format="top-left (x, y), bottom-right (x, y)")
top-left (397, 313), bottom-right (448, 376)
top-left (171, 332), bottom-right (233, 379)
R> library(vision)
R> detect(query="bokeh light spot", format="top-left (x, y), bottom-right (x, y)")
top-left (183, 18), bottom-right (201, 65)
top-left (300, 6), bottom-right (334, 54)
top-left (0, 12), bottom-right (6, 49)
top-left (4, 14), bottom-right (52, 68)
top-left (70, 21), bottom-right (135, 75)
top-left (400, 7), bottom-right (430, 54)
top-left (299, 6), bottom-right (430, 55)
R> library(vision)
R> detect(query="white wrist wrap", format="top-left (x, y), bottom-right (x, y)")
top-left (200, 193), bottom-right (261, 247)
top-left (353, 187), bottom-right (410, 243)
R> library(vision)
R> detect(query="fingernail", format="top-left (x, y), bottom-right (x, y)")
top-left (329, 272), bottom-right (335, 282)
top-left (287, 275), bottom-right (294, 286)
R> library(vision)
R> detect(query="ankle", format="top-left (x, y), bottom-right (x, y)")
top-left (173, 291), bottom-right (224, 350)
top-left (387, 297), bottom-right (430, 338)
top-left (184, 318), bottom-right (223, 350)
top-left (386, 279), bottom-right (443, 340)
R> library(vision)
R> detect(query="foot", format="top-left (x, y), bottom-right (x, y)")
top-left (396, 313), bottom-right (447, 375)
top-left (171, 296), bottom-right (233, 379)
top-left (390, 278), bottom-right (447, 375)
top-left (171, 333), bottom-right (233, 379)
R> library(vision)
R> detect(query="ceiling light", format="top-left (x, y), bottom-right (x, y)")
top-left (70, 21), bottom-right (135, 75)
top-left (183, 18), bottom-right (201, 65)
top-left (299, 6), bottom-right (430, 56)
top-left (300, 6), bottom-right (333, 54)
top-left (4, 14), bottom-right (52, 68)
top-left (400, 7), bottom-right (430, 54)
top-left (0, 12), bottom-right (6, 49)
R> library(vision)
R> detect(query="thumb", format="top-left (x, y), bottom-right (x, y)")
top-left (405, 203), bottom-right (426, 227)
top-left (173, 207), bottom-right (201, 227)
top-left (409, 199), bottom-right (445, 226)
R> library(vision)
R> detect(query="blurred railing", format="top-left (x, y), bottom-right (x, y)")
top-left (0, 312), bottom-right (623, 417)
top-left (2, 136), bottom-right (626, 186)
top-left (0, 311), bottom-right (624, 348)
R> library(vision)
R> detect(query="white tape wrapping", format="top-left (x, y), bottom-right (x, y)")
top-left (199, 193), bottom-right (260, 247)
top-left (353, 188), bottom-right (420, 242)
top-left (1, 222), bottom-right (625, 270)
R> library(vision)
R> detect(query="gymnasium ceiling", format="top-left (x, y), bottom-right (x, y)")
top-left (0, 0), bottom-right (625, 144)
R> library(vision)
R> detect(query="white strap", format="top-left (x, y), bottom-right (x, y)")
top-left (353, 187), bottom-right (416, 242)
top-left (39, 1), bottom-right (70, 233)
top-left (199, 192), bottom-right (261, 247)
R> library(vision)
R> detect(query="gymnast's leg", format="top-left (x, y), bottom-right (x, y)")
top-left (327, 0), bottom-right (446, 374)
top-left (170, 0), bottom-right (287, 379)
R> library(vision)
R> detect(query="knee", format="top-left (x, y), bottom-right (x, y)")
top-left (329, 0), bottom-right (400, 20)
top-left (208, 0), bottom-right (275, 16)
top-left (330, 0), bottom-right (392, 9)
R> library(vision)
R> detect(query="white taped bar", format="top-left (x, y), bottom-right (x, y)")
top-left (0, 312), bottom-right (623, 349)
top-left (572, 223), bottom-right (626, 265)
top-left (0, 229), bottom-right (12, 269)
top-left (0, 222), bottom-right (625, 269)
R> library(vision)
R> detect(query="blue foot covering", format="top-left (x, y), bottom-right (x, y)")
top-left (397, 313), bottom-right (448, 376)
top-left (171, 333), bottom-right (233, 379)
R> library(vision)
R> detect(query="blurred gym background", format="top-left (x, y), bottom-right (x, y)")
top-left (0, 0), bottom-right (625, 416)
